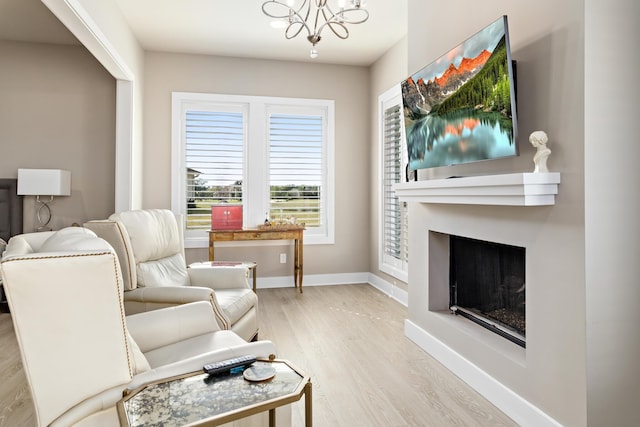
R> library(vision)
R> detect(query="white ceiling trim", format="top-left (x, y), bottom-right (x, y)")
top-left (42, 0), bottom-right (134, 80)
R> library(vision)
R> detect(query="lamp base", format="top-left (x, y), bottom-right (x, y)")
top-left (35, 196), bottom-right (53, 232)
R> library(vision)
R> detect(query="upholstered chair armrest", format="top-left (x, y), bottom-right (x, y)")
top-left (123, 286), bottom-right (230, 330)
top-left (128, 337), bottom-right (278, 390)
top-left (124, 286), bottom-right (218, 307)
top-left (126, 302), bottom-right (222, 353)
top-left (187, 265), bottom-right (251, 290)
top-left (2, 231), bottom-right (56, 257)
top-left (49, 388), bottom-right (124, 427)
top-left (3, 227), bottom-right (94, 258)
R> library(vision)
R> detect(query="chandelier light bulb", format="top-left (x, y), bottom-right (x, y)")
top-left (270, 20), bottom-right (288, 29)
top-left (310, 48), bottom-right (319, 59)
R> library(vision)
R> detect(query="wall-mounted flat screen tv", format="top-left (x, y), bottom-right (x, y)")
top-left (402, 16), bottom-right (518, 171)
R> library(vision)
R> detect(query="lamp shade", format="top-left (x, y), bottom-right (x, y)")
top-left (17, 169), bottom-right (71, 196)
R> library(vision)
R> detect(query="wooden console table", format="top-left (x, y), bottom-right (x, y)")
top-left (208, 227), bottom-right (304, 293)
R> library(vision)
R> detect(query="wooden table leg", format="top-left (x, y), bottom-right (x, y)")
top-left (294, 238), bottom-right (299, 290)
top-left (252, 264), bottom-right (257, 293)
top-left (298, 231), bottom-right (304, 293)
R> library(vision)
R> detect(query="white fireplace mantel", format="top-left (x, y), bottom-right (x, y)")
top-left (394, 172), bottom-right (561, 206)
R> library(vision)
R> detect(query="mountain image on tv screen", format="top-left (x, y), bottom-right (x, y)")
top-left (402, 16), bottom-right (518, 170)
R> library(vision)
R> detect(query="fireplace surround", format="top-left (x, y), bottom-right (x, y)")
top-left (395, 172), bottom-right (565, 426)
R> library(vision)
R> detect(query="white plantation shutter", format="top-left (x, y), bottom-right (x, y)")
top-left (380, 86), bottom-right (408, 279)
top-left (383, 105), bottom-right (402, 257)
top-left (268, 110), bottom-right (326, 236)
top-left (185, 109), bottom-right (245, 230)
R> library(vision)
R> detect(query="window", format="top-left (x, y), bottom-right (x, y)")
top-left (172, 92), bottom-right (335, 248)
top-left (379, 85), bottom-right (408, 281)
top-left (185, 109), bottom-right (245, 230)
top-left (268, 107), bottom-right (326, 235)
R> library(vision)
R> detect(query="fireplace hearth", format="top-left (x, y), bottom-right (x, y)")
top-left (449, 235), bottom-right (526, 347)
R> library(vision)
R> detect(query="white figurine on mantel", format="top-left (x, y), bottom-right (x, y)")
top-left (529, 130), bottom-right (551, 173)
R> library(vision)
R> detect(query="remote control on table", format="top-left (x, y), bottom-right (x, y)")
top-left (203, 355), bottom-right (257, 375)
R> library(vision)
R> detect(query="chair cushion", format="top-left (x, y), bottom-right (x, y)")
top-left (111, 210), bottom-right (190, 288)
top-left (39, 227), bottom-right (105, 252)
top-left (214, 288), bottom-right (258, 325)
top-left (137, 253), bottom-right (190, 287)
top-left (110, 209), bottom-right (182, 263)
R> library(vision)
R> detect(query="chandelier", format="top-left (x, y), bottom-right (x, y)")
top-left (261, 0), bottom-right (369, 59)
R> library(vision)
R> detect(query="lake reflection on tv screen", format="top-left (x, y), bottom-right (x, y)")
top-left (407, 113), bottom-right (516, 170)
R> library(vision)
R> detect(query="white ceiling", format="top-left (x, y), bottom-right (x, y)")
top-left (0, 0), bottom-right (407, 66)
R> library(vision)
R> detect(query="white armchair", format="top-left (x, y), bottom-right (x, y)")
top-left (0, 227), bottom-right (280, 426)
top-left (85, 209), bottom-right (259, 341)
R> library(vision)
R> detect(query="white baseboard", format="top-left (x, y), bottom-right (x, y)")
top-left (404, 320), bottom-right (562, 427)
top-left (256, 272), bottom-right (370, 289)
top-left (367, 273), bottom-right (408, 306)
top-left (257, 272), bottom-right (410, 307)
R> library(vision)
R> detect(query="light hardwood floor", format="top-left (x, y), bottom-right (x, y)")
top-left (0, 311), bottom-right (34, 427)
top-left (0, 284), bottom-right (516, 426)
top-left (257, 284), bottom-right (516, 427)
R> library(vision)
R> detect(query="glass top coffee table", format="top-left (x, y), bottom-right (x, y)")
top-left (117, 359), bottom-right (312, 426)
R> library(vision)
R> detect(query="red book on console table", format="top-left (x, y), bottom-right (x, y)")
top-left (211, 205), bottom-right (242, 230)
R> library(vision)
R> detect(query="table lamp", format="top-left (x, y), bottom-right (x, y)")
top-left (17, 168), bottom-right (71, 231)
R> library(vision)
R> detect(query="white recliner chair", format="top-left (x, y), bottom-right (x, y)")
top-left (85, 209), bottom-right (259, 341)
top-left (0, 227), bottom-right (284, 427)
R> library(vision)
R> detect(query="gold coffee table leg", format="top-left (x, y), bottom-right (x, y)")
top-left (269, 408), bottom-right (276, 427)
top-left (305, 380), bottom-right (312, 426)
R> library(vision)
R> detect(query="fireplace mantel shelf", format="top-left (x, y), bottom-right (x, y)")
top-left (394, 172), bottom-right (561, 206)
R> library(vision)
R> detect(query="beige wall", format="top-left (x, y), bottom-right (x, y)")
top-left (142, 52), bottom-right (371, 277)
top-left (59, 0), bottom-right (146, 211)
top-left (584, 0), bottom-right (640, 425)
top-left (0, 41), bottom-right (116, 231)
